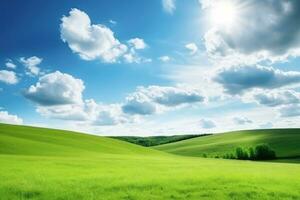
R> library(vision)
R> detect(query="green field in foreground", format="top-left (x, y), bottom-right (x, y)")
top-left (154, 129), bottom-right (300, 160)
top-left (0, 124), bottom-right (300, 200)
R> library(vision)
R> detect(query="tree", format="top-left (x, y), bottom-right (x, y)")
top-left (235, 147), bottom-right (249, 160)
top-left (249, 147), bottom-right (255, 160)
top-left (254, 144), bottom-right (276, 160)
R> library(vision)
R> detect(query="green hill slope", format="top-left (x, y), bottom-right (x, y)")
top-left (0, 123), bottom-right (159, 157)
top-left (154, 129), bottom-right (300, 158)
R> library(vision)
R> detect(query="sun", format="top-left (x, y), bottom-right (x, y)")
top-left (209, 1), bottom-right (238, 28)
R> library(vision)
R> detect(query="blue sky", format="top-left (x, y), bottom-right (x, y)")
top-left (1, 0), bottom-right (300, 136)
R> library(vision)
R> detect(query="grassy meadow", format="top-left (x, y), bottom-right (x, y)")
top-left (0, 124), bottom-right (300, 199)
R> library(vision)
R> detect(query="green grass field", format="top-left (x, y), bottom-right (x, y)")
top-left (1, 124), bottom-right (300, 199)
top-left (154, 129), bottom-right (300, 160)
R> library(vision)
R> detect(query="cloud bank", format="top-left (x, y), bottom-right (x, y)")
top-left (214, 65), bottom-right (300, 94)
top-left (122, 85), bottom-right (205, 115)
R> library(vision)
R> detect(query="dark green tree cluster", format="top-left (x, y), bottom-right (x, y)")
top-left (233, 144), bottom-right (276, 160)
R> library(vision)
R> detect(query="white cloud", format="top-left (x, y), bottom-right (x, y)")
top-left (37, 103), bottom-right (89, 121)
top-left (109, 19), bottom-right (117, 25)
top-left (185, 43), bottom-right (198, 55)
top-left (128, 38), bottom-right (147, 50)
top-left (199, 119), bottom-right (216, 129)
top-left (25, 71), bottom-right (133, 126)
top-left (60, 8), bottom-right (127, 63)
top-left (162, 0), bottom-right (176, 14)
top-left (61, 8), bottom-right (148, 64)
top-left (0, 110), bottom-right (23, 124)
top-left (159, 56), bottom-right (171, 62)
top-left (24, 71), bottom-right (84, 106)
top-left (122, 85), bottom-right (205, 115)
top-left (37, 99), bottom-right (132, 126)
top-left (124, 38), bottom-right (150, 63)
top-left (20, 56), bottom-right (42, 76)
top-left (92, 103), bottom-right (130, 126)
top-left (5, 59), bottom-right (16, 69)
top-left (202, 0), bottom-right (300, 64)
top-left (0, 70), bottom-right (18, 84)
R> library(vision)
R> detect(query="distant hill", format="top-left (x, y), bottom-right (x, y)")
top-left (154, 129), bottom-right (300, 159)
top-left (111, 134), bottom-right (211, 147)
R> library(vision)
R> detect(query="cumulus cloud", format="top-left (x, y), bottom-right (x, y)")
top-left (24, 71), bottom-right (84, 106)
top-left (60, 8), bottom-right (148, 64)
top-left (122, 85), bottom-right (205, 115)
top-left (25, 71), bottom-right (132, 126)
top-left (202, 0), bottom-right (300, 64)
top-left (60, 8), bottom-right (127, 62)
top-left (233, 117), bottom-right (253, 125)
top-left (159, 56), bottom-right (170, 62)
top-left (214, 65), bottom-right (300, 94)
top-left (5, 59), bottom-right (16, 69)
top-left (253, 90), bottom-right (300, 107)
top-left (128, 38), bottom-right (147, 50)
top-left (162, 0), bottom-right (176, 14)
top-left (0, 70), bottom-right (18, 84)
top-left (199, 119), bottom-right (216, 129)
top-left (20, 56), bottom-right (42, 76)
top-left (185, 43), bottom-right (198, 55)
top-left (0, 110), bottom-right (23, 124)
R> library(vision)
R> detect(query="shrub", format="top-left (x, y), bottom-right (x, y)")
top-left (223, 153), bottom-right (236, 159)
top-left (235, 147), bottom-right (249, 160)
top-left (253, 144), bottom-right (276, 160)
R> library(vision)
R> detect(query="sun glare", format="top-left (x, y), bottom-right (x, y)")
top-left (209, 1), bottom-right (238, 28)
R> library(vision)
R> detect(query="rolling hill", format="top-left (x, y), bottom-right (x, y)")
top-left (0, 124), bottom-right (300, 200)
top-left (154, 129), bottom-right (300, 159)
top-left (0, 123), bottom-right (159, 157)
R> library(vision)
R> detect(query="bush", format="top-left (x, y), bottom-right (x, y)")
top-left (223, 153), bottom-right (236, 159)
top-left (235, 147), bottom-right (249, 160)
top-left (253, 144), bottom-right (276, 160)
